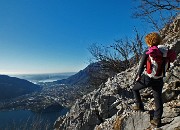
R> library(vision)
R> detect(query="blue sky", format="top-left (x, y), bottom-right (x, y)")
top-left (0, 0), bottom-right (150, 74)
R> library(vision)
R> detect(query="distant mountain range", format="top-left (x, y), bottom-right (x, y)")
top-left (55, 62), bottom-right (116, 86)
top-left (12, 72), bottom-right (76, 83)
top-left (55, 69), bottom-right (89, 85)
top-left (0, 75), bottom-right (41, 100)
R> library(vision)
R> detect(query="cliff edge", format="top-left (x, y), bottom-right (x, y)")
top-left (54, 15), bottom-right (180, 130)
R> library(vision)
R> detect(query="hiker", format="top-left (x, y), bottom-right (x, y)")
top-left (132, 32), bottom-right (176, 128)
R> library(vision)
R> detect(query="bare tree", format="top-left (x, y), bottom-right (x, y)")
top-left (111, 38), bottom-right (131, 68)
top-left (88, 29), bottom-right (145, 73)
top-left (133, 0), bottom-right (180, 31)
top-left (88, 43), bottom-right (125, 86)
top-left (130, 28), bottom-right (145, 64)
top-left (88, 43), bottom-right (125, 73)
top-left (88, 30), bottom-right (145, 86)
top-left (112, 29), bottom-right (145, 66)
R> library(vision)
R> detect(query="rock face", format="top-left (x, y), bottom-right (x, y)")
top-left (54, 15), bottom-right (180, 130)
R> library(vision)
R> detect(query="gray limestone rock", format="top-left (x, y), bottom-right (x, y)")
top-left (161, 116), bottom-right (180, 130)
top-left (54, 15), bottom-right (180, 130)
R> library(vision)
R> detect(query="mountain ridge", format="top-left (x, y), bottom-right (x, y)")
top-left (0, 75), bottom-right (41, 100)
top-left (55, 62), bottom-right (117, 86)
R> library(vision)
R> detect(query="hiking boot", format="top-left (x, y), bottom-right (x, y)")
top-left (132, 103), bottom-right (145, 111)
top-left (150, 118), bottom-right (161, 127)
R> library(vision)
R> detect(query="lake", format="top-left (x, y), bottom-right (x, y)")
top-left (0, 108), bottom-right (68, 130)
top-left (11, 72), bottom-right (76, 84)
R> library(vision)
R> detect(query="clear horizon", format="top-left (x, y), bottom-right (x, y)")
top-left (0, 71), bottom-right (77, 75)
top-left (0, 0), bottom-right (153, 75)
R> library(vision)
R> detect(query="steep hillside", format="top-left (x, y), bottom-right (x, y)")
top-left (55, 62), bottom-right (116, 86)
top-left (54, 15), bottom-right (180, 130)
top-left (0, 75), bottom-right (41, 100)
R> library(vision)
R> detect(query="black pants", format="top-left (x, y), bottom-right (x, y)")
top-left (132, 74), bottom-right (164, 119)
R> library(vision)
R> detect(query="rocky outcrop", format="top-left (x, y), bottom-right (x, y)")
top-left (54, 15), bottom-right (180, 130)
top-left (161, 14), bottom-right (180, 54)
top-left (54, 68), bottom-right (136, 130)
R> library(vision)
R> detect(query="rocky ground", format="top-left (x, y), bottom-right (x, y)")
top-left (54, 15), bottom-right (180, 130)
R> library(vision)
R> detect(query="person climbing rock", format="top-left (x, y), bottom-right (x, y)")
top-left (132, 32), bottom-right (176, 128)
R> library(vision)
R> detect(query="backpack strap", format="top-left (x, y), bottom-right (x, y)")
top-left (161, 57), bottom-right (166, 77)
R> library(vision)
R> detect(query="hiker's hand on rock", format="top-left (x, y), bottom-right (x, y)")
top-left (136, 76), bottom-right (141, 81)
